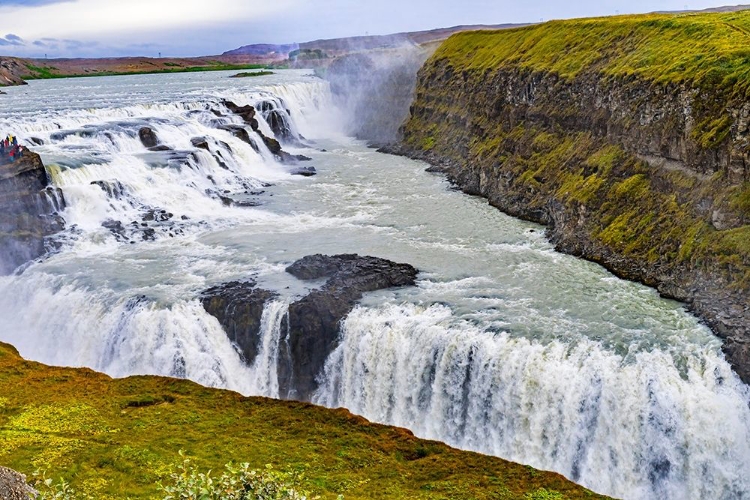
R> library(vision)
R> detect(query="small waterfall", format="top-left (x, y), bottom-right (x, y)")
top-left (313, 303), bottom-right (750, 500)
top-left (245, 300), bottom-right (289, 398)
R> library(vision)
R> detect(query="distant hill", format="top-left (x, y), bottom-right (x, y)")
top-left (653, 3), bottom-right (750, 13)
top-left (224, 24), bottom-right (528, 60)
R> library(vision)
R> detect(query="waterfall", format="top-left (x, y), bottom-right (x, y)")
top-left (313, 303), bottom-right (750, 500)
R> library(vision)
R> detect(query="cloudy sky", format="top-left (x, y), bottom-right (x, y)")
top-left (0, 0), bottom-right (741, 58)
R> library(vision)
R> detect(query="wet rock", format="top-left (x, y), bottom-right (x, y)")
top-left (201, 280), bottom-right (277, 364)
top-left (201, 254), bottom-right (418, 402)
top-left (91, 179), bottom-right (127, 199)
top-left (288, 166), bottom-right (317, 177)
top-left (218, 125), bottom-right (252, 145)
top-left (29, 137), bottom-right (44, 146)
top-left (222, 100), bottom-right (260, 131)
top-left (279, 254), bottom-right (418, 400)
top-left (141, 228), bottom-right (156, 241)
top-left (138, 127), bottom-right (159, 148)
top-left (0, 151), bottom-right (66, 274)
top-left (0, 466), bottom-right (37, 500)
top-left (191, 137), bottom-right (210, 151)
top-left (148, 145), bottom-right (172, 152)
top-left (261, 135), bottom-right (282, 155)
top-left (102, 219), bottom-right (127, 240)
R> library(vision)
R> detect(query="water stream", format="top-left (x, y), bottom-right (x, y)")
top-left (0, 69), bottom-right (748, 500)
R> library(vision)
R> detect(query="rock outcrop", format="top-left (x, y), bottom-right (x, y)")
top-left (0, 151), bottom-right (65, 274)
top-left (201, 254), bottom-right (418, 401)
top-left (396, 13), bottom-right (750, 383)
top-left (0, 58), bottom-right (28, 87)
top-left (0, 466), bottom-right (37, 500)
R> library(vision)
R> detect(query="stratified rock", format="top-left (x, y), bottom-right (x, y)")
top-left (201, 280), bottom-right (277, 365)
top-left (218, 125), bottom-right (253, 145)
top-left (200, 255), bottom-right (418, 401)
top-left (279, 254), bottom-right (418, 400)
top-left (138, 127), bottom-right (159, 148)
top-left (0, 466), bottom-right (37, 500)
top-left (0, 150), bottom-right (65, 274)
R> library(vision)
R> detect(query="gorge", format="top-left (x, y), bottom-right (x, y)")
top-left (0, 9), bottom-right (749, 500)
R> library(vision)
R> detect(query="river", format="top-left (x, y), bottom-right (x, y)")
top-left (0, 69), bottom-right (748, 500)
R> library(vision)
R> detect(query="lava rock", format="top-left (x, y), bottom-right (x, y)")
top-left (201, 280), bottom-right (277, 364)
top-left (288, 166), bottom-right (317, 177)
top-left (218, 125), bottom-right (252, 145)
top-left (222, 100), bottom-right (260, 131)
top-left (148, 145), bottom-right (172, 152)
top-left (278, 254), bottom-right (418, 400)
top-left (138, 127), bottom-right (159, 148)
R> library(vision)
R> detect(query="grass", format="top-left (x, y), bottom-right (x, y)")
top-left (231, 71), bottom-right (276, 78)
top-left (0, 342), bottom-right (607, 499)
top-left (432, 10), bottom-right (750, 97)
top-left (21, 63), bottom-right (270, 81)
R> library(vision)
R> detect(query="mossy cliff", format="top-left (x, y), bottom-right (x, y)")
top-left (0, 342), bottom-right (607, 499)
top-left (397, 10), bottom-right (750, 384)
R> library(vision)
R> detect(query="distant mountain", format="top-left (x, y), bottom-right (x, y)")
top-left (223, 43), bottom-right (300, 57)
top-left (224, 24), bottom-right (528, 59)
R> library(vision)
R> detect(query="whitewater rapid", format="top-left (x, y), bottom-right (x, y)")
top-left (0, 70), bottom-right (748, 500)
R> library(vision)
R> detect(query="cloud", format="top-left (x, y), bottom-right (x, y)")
top-left (0, 33), bottom-right (24, 45)
top-left (0, 0), bottom-right (73, 5)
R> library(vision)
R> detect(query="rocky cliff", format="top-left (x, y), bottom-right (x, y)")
top-left (0, 151), bottom-right (65, 274)
top-left (0, 58), bottom-right (28, 87)
top-left (396, 11), bottom-right (750, 383)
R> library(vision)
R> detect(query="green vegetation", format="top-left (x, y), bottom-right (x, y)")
top-left (21, 63), bottom-right (270, 81)
top-left (231, 71), bottom-right (276, 78)
top-left (0, 342), bottom-right (607, 499)
top-left (433, 10), bottom-right (750, 96)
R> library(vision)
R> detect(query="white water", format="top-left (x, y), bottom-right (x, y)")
top-left (0, 70), bottom-right (748, 500)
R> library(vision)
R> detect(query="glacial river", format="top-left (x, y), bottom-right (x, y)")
top-left (0, 70), bottom-right (748, 500)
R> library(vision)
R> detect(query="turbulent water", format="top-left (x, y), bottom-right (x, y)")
top-left (0, 70), bottom-right (748, 500)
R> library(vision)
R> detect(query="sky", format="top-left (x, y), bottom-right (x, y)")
top-left (0, 0), bottom-right (743, 58)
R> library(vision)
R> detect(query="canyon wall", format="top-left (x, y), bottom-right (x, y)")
top-left (396, 13), bottom-right (750, 383)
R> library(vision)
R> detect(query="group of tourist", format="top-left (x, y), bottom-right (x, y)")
top-left (0, 134), bottom-right (23, 163)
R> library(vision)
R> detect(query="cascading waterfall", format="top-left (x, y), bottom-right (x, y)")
top-left (313, 303), bottom-right (750, 500)
top-left (0, 70), bottom-right (748, 500)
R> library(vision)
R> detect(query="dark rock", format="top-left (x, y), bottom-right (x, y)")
top-left (191, 137), bottom-right (210, 151)
top-left (138, 127), bottom-right (159, 148)
top-left (218, 125), bottom-right (252, 145)
top-left (91, 179), bottom-right (127, 199)
top-left (29, 137), bottom-right (44, 146)
top-left (0, 466), bottom-right (37, 500)
top-left (102, 219), bottom-right (127, 240)
top-left (0, 151), bottom-right (66, 274)
top-left (148, 145), bottom-right (172, 152)
top-left (222, 100), bottom-right (260, 131)
top-left (200, 254), bottom-right (418, 402)
top-left (288, 166), bottom-right (317, 177)
top-left (261, 134), bottom-right (282, 155)
top-left (201, 280), bottom-right (277, 365)
top-left (141, 228), bottom-right (156, 241)
top-left (278, 254), bottom-right (418, 400)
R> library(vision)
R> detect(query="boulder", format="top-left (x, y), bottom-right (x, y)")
top-left (191, 137), bottom-right (210, 151)
top-left (138, 127), bottom-right (159, 148)
top-left (0, 466), bottom-right (37, 500)
top-left (222, 100), bottom-right (260, 131)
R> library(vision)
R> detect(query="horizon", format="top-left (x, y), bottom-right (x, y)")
top-left (0, 0), bottom-right (747, 59)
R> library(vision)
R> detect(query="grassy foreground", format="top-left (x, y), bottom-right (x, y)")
top-left (0, 342), bottom-right (607, 499)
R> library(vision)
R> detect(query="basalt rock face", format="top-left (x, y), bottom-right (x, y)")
top-left (278, 254), bottom-right (418, 400)
top-left (398, 23), bottom-right (750, 383)
top-left (201, 255), bottom-right (418, 401)
top-left (0, 151), bottom-right (65, 275)
top-left (0, 466), bottom-right (37, 500)
top-left (201, 280), bottom-right (277, 365)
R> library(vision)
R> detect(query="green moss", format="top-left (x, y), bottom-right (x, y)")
top-left (432, 10), bottom-right (750, 97)
top-left (692, 115), bottom-right (733, 149)
top-left (0, 343), bottom-right (608, 499)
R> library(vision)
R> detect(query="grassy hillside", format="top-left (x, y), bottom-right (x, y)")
top-left (436, 10), bottom-right (750, 96)
top-left (0, 342), bottom-right (607, 499)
